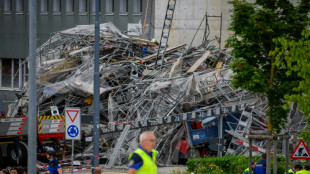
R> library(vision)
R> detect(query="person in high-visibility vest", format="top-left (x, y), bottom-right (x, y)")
top-left (296, 165), bottom-right (310, 174)
top-left (128, 131), bottom-right (158, 174)
top-left (289, 164), bottom-right (302, 174)
top-left (296, 169), bottom-right (310, 174)
top-left (243, 161), bottom-right (256, 174)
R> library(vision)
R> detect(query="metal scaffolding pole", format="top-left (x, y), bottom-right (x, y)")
top-left (92, 0), bottom-right (100, 172)
top-left (28, 0), bottom-right (37, 173)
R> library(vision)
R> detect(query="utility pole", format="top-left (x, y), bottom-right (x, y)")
top-left (92, 0), bottom-right (100, 173)
top-left (28, 0), bottom-right (37, 174)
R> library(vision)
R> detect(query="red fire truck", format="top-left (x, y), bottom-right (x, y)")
top-left (0, 115), bottom-right (67, 168)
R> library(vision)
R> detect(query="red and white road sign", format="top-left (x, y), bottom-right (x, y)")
top-left (290, 139), bottom-right (310, 159)
top-left (65, 107), bottom-right (81, 140)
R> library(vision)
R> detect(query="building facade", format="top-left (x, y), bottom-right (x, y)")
top-left (0, 0), bottom-right (231, 112)
top-left (0, 0), bottom-right (154, 112)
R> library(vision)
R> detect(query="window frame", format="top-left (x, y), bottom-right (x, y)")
top-left (66, 0), bottom-right (74, 14)
top-left (53, 0), bottom-right (61, 14)
top-left (4, 0), bottom-right (12, 14)
top-left (79, 0), bottom-right (87, 15)
top-left (40, 0), bottom-right (49, 14)
top-left (16, 0), bottom-right (24, 14)
top-left (133, 0), bottom-right (142, 14)
top-left (119, 0), bottom-right (128, 15)
top-left (91, 0), bottom-right (101, 15)
top-left (0, 58), bottom-right (24, 90)
top-left (105, 0), bottom-right (114, 15)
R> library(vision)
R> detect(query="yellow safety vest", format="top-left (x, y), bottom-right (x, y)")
top-left (129, 148), bottom-right (158, 174)
top-left (243, 168), bottom-right (249, 174)
top-left (288, 168), bottom-right (295, 174)
top-left (296, 170), bottom-right (310, 174)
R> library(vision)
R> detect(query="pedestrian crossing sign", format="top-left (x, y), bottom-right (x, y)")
top-left (290, 139), bottom-right (310, 159)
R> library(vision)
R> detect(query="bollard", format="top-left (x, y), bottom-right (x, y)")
top-left (94, 166), bottom-right (101, 174)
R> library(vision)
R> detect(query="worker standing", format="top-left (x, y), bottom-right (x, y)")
top-left (253, 153), bottom-right (266, 174)
top-left (128, 131), bottom-right (158, 174)
top-left (297, 165), bottom-right (310, 174)
top-left (289, 164), bottom-right (302, 174)
top-left (46, 149), bottom-right (63, 174)
top-left (243, 161), bottom-right (256, 174)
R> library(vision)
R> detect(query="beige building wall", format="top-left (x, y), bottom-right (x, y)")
top-left (154, 0), bottom-right (232, 48)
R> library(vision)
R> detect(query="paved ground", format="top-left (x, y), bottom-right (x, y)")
top-left (63, 166), bottom-right (187, 173)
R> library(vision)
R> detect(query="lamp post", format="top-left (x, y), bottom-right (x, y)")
top-left (92, 0), bottom-right (100, 173)
top-left (28, 0), bottom-right (37, 174)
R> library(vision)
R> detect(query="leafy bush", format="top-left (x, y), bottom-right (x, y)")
top-left (186, 155), bottom-right (287, 174)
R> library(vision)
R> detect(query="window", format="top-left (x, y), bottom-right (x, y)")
top-left (13, 60), bottom-right (20, 88)
top-left (66, 0), bottom-right (74, 13)
top-left (133, 0), bottom-right (142, 14)
top-left (79, 0), bottom-right (87, 14)
top-left (23, 62), bottom-right (28, 85)
top-left (4, 0), bottom-right (12, 13)
top-left (2, 59), bottom-right (12, 87)
top-left (16, 0), bottom-right (24, 13)
top-left (120, 0), bottom-right (128, 14)
top-left (91, 0), bottom-right (101, 14)
top-left (53, 0), bottom-right (61, 13)
top-left (0, 59), bottom-right (23, 89)
top-left (41, 0), bottom-right (48, 13)
top-left (106, 0), bottom-right (114, 14)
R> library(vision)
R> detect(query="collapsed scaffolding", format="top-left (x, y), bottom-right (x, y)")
top-left (6, 22), bottom-right (307, 167)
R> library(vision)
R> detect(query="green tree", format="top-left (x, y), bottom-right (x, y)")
top-left (272, 27), bottom-right (310, 140)
top-left (227, 0), bottom-right (310, 132)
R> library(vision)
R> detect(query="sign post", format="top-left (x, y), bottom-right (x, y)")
top-left (65, 107), bottom-right (81, 174)
top-left (290, 139), bottom-right (310, 160)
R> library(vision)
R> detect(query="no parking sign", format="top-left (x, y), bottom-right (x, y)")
top-left (65, 107), bottom-right (81, 140)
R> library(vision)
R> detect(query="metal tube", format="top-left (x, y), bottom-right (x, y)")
top-left (71, 140), bottom-right (74, 174)
top-left (285, 137), bottom-right (289, 174)
top-left (219, 12), bottom-right (222, 49)
top-left (307, 142), bottom-right (310, 166)
top-left (11, 59), bottom-right (14, 88)
top-left (267, 138), bottom-right (271, 174)
top-left (273, 138), bottom-right (277, 174)
top-left (19, 59), bottom-right (22, 89)
top-left (249, 138), bottom-right (252, 174)
top-left (92, 0), bottom-right (100, 173)
top-left (218, 115), bottom-right (223, 157)
top-left (148, 0), bottom-right (153, 40)
top-left (28, 0), bottom-right (37, 174)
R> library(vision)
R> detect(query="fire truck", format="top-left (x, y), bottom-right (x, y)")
top-left (0, 114), bottom-right (66, 168)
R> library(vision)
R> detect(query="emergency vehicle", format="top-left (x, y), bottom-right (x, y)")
top-left (0, 113), bottom-right (66, 168)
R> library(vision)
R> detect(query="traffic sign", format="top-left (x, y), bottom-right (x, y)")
top-left (290, 139), bottom-right (310, 159)
top-left (65, 107), bottom-right (81, 140)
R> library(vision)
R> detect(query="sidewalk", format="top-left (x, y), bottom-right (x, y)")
top-left (63, 166), bottom-right (187, 173)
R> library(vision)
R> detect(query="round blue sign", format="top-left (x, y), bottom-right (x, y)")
top-left (67, 125), bottom-right (79, 138)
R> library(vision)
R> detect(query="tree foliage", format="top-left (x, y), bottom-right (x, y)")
top-left (272, 27), bottom-right (310, 140)
top-left (227, 0), bottom-right (310, 132)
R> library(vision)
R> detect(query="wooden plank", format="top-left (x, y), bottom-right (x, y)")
top-left (129, 37), bottom-right (155, 45)
top-left (142, 44), bottom-right (186, 61)
top-left (186, 51), bottom-right (210, 74)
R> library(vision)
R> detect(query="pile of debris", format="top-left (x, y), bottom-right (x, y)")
top-left (7, 22), bottom-right (306, 167)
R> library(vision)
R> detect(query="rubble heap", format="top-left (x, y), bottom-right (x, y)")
top-left (7, 22), bottom-right (306, 166)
